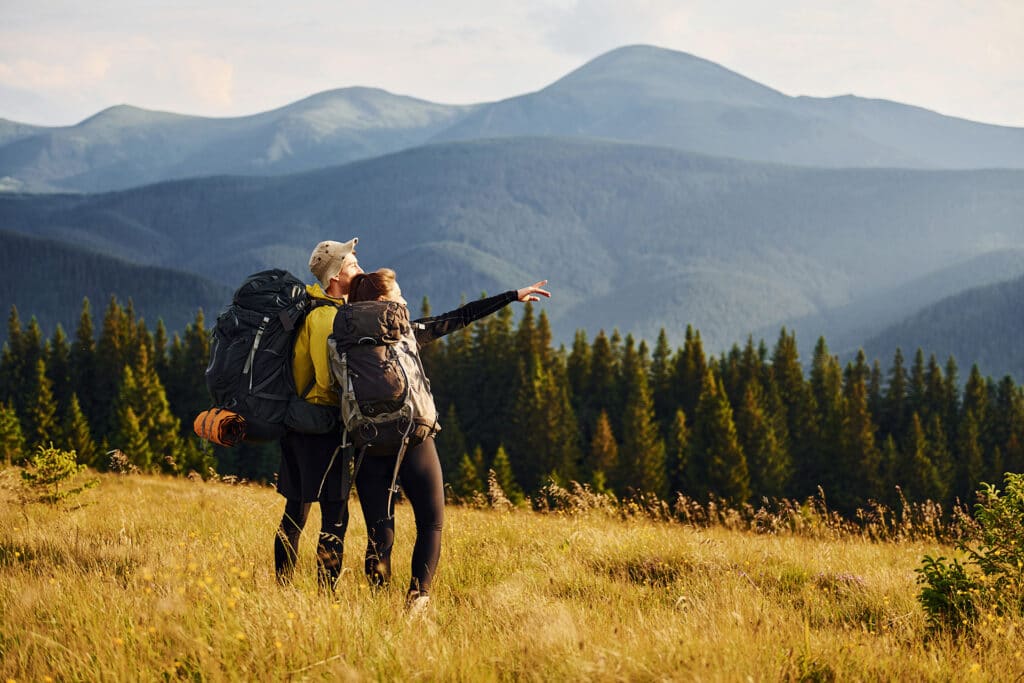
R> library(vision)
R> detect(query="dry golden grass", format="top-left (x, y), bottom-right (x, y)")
top-left (1, 469), bottom-right (1023, 682)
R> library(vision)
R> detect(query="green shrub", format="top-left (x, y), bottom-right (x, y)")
top-left (20, 443), bottom-right (97, 504)
top-left (916, 472), bottom-right (1024, 633)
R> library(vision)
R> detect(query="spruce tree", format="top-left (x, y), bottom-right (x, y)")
top-left (71, 298), bottom-right (98, 428)
top-left (672, 325), bottom-right (706, 420)
top-left (836, 359), bottom-right (882, 512)
top-left (453, 451), bottom-right (484, 499)
top-left (588, 330), bottom-right (619, 436)
top-left (649, 329), bottom-right (675, 425)
top-left (908, 349), bottom-right (927, 421)
top-left (809, 337), bottom-right (843, 500)
top-left (0, 400), bottom-right (26, 466)
top-left (46, 325), bottom-right (72, 420)
top-left (0, 307), bottom-right (24, 408)
top-left (690, 369), bottom-right (750, 504)
top-left (925, 413), bottom-right (954, 506)
top-left (769, 328), bottom-right (815, 497)
top-left (954, 410), bottom-right (984, 503)
top-left (736, 381), bottom-right (791, 499)
top-left (882, 348), bottom-right (909, 441)
top-left (25, 358), bottom-right (57, 451)
top-left (664, 408), bottom-right (689, 497)
top-left (435, 404), bottom-right (468, 477)
top-left (588, 410), bottom-right (619, 492)
top-left (619, 358), bottom-right (666, 498)
top-left (491, 444), bottom-right (524, 504)
top-left (62, 393), bottom-right (98, 468)
top-left (898, 413), bottom-right (945, 503)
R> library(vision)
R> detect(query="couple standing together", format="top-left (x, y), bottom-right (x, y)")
top-left (273, 236), bottom-right (550, 612)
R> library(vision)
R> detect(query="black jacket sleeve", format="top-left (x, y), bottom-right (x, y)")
top-left (412, 290), bottom-right (517, 345)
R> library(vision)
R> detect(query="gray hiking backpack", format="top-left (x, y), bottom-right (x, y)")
top-left (327, 301), bottom-right (439, 510)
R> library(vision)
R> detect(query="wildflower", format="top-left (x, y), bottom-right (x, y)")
top-left (113, 637), bottom-right (124, 646)
top-left (235, 632), bottom-right (246, 641)
top-left (275, 641), bottom-right (283, 650)
top-left (227, 599), bottom-right (237, 609)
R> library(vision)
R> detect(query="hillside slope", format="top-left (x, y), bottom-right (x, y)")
top-left (0, 230), bottom-right (230, 338)
top-left (2, 138), bottom-right (1022, 349)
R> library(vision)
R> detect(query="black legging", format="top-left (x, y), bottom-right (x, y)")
top-left (356, 437), bottom-right (444, 595)
top-left (274, 498), bottom-right (348, 590)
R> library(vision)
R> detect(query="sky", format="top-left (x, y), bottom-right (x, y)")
top-left (2, 0), bottom-right (1022, 128)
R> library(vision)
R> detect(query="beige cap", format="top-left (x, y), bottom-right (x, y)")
top-left (308, 237), bottom-right (358, 288)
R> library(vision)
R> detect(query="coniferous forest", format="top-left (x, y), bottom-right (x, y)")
top-left (1, 295), bottom-right (1018, 517)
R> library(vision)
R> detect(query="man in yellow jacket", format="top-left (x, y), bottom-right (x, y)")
top-left (274, 237), bottom-right (362, 589)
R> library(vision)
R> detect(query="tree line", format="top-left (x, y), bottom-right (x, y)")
top-left (1, 296), bottom-right (1020, 516)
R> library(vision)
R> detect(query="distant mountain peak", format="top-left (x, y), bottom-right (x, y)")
top-left (547, 44), bottom-right (786, 106)
top-left (76, 104), bottom-right (185, 129)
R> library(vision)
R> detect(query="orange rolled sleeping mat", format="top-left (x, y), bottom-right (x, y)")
top-left (193, 408), bottom-right (247, 447)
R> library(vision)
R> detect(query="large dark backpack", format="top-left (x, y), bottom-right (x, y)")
top-left (204, 269), bottom-right (336, 443)
top-left (328, 300), bottom-right (439, 514)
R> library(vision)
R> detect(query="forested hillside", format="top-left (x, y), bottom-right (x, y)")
top-left (862, 273), bottom-right (1024, 381)
top-left (0, 230), bottom-right (230, 339)
top-left (2, 138), bottom-right (1022, 350)
top-left (2, 297), bottom-right (1017, 517)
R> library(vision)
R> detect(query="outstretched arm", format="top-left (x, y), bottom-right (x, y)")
top-left (414, 280), bottom-right (552, 345)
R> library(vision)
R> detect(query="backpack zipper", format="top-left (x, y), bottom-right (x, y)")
top-left (244, 316), bottom-right (270, 390)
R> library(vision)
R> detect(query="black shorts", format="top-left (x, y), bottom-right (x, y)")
top-left (276, 430), bottom-right (347, 502)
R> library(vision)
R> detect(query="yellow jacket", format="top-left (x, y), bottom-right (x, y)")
top-left (291, 283), bottom-right (344, 406)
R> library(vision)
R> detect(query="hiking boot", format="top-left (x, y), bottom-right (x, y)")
top-left (405, 590), bottom-right (431, 619)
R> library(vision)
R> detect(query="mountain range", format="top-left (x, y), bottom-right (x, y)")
top-left (3, 46), bottom-right (1024, 195)
top-left (1, 44), bottom-right (1023, 377)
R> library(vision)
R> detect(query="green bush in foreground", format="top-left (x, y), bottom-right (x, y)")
top-left (19, 443), bottom-right (96, 504)
top-left (917, 472), bottom-right (1024, 633)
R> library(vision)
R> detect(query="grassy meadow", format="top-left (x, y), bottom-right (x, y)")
top-left (1, 469), bottom-right (1023, 682)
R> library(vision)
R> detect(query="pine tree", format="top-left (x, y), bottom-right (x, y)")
top-left (0, 307), bottom-right (24, 409)
top-left (618, 358), bottom-right (666, 498)
top-left (95, 297), bottom-right (133, 435)
top-left (908, 349), bottom-right (927, 421)
top-left (61, 393), bottom-right (98, 468)
top-left (898, 413), bottom-right (946, 503)
top-left (588, 330), bottom-right (619, 435)
top-left (925, 413), bottom-right (954, 506)
top-left (649, 329), bottom-right (674, 425)
top-left (735, 380), bottom-right (791, 499)
top-left (0, 400), bottom-right (26, 466)
top-left (435, 404), bottom-right (468, 477)
top-left (672, 325), bottom-right (706, 420)
top-left (588, 410), bottom-right (619, 492)
top-left (769, 328), bottom-right (815, 497)
top-left (690, 369), bottom-right (750, 504)
top-left (164, 310), bottom-right (211, 437)
top-left (25, 358), bottom-right (57, 451)
top-left (46, 325), bottom-right (72, 420)
top-left (835, 359), bottom-right (882, 512)
top-left (453, 451), bottom-right (484, 499)
top-left (491, 444), bottom-right (524, 504)
top-left (71, 298), bottom-right (98, 428)
top-left (112, 402), bottom-right (150, 469)
top-left (882, 348), bottom-right (909, 441)
top-left (809, 337), bottom-right (843, 500)
top-left (954, 410), bottom-right (984, 503)
top-left (665, 409), bottom-right (689, 497)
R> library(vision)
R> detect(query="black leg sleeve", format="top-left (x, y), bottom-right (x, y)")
top-left (274, 499), bottom-right (310, 584)
top-left (316, 500), bottom-right (348, 591)
top-left (356, 454), bottom-right (395, 587)
top-left (399, 438), bottom-right (445, 595)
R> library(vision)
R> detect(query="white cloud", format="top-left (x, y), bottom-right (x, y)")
top-left (0, 0), bottom-right (1021, 126)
